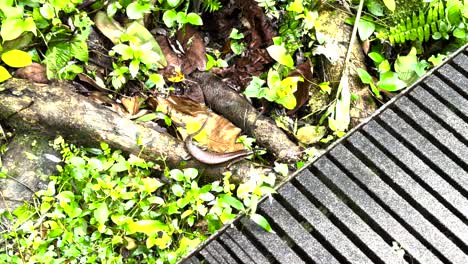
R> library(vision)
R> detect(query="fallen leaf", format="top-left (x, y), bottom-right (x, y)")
top-left (94, 11), bottom-right (125, 44)
top-left (176, 25), bottom-right (207, 74)
top-left (15, 63), bottom-right (48, 83)
top-left (121, 96), bottom-right (142, 115)
top-left (154, 96), bottom-right (245, 152)
top-left (296, 125), bottom-right (327, 144)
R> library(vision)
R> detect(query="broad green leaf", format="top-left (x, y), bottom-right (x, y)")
top-left (366, 0), bottom-right (384, 16)
top-left (377, 71), bottom-right (407, 91)
top-left (357, 19), bottom-right (375, 40)
top-left (141, 177), bottom-right (163, 193)
top-left (287, 0), bottom-right (304, 13)
top-left (135, 113), bottom-right (158, 122)
top-left (229, 28), bottom-right (244, 40)
top-left (1, 49), bottom-right (32, 68)
top-left (357, 68), bottom-right (373, 84)
top-left (183, 168), bottom-right (198, 180)
top-left (244, 77), bottom-right (265, 98)
top-left (126, 2), bottom-right (151, 20)
top-left (126, 21), bottom-right (166, 67)
top-left (0, 66), bottom-right (12, 82)
top-left (250, 213), bottom-right (273, 232)
top-left (428, 54), bottom-right (446, 66)
top-left (1, 18), bottom-right (36, 41)
top-left (453, 28), bottom-right (465, 39)
top-left (94, 203), bottom-right (109, 224)
top-left (170, 169), bottom-right (185, 181)
top-left (172, 184), bottom-right (184, 197)
top-left (383, 0), bottom-right (395, 12)
top-left (266, 45), bottom-right (294, 68)
top-left (167, 0), bottom-right (182, 7)
top-left (127, 220), bottom-right (167, 236)
top-left (378, 60), bottom-right (391, 73)
top-left (275, 93), bottom-right (296, 109)
top-left (368, 52), bottom-right (384, 64)
top-left (186, 13), bottom-right (203, 26)
top-left (220, 194), bottom-right (245, 211)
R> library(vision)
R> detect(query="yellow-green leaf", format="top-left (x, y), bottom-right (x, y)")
top-left (1, 49), bottom-right (32, 68)
top-left (128, 220), bottom-right (167, 236)
top-left (383, 0), bottom-right (395, 12)
top-left (266, 44), bottom-right (294, 68)
top-left (0, 66), bottom-right (12, 82)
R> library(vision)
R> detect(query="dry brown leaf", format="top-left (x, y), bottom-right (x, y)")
top-left (15, 63), bottom-right (48, 83)
top-left (121, 96), bottom-right (142, 115)
top-left (154, 95), bottom-right (245, 152)
top-left (177, 25), bottom-right (207, 74)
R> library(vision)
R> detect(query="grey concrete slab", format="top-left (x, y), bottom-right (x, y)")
top-left (394, 97), bottom-right (468, 166)
top-left (378, 109), bottom-right (468, 192)
top-left (295, 169), bottom-right (406, 264)
top-left (258, 194), bottom-right (340, 264)
top-left (205, 240), bottom-right (239, 264)
top-left (278, 182), bottom-right (375, 264)
top-left (423, 75), bottom-right (468, 116)
top-left (409, 86), bottom-right (468, 141)
top-left (362, 120), bottom-right (468, 221)
top-left (239, 217), bottom-right (305, 264)
top-left (219, 227), bottom-right (269, 264)
top-left (313, 156), bottom-right (442, 264)
top-left (348, 130), bottom-right (468, 246)
top-left (330, 143), bottom-right (468, 264)
top-left (437, 63), bottom-right (468, 95)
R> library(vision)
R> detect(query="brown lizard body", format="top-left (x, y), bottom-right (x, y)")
top-left (184, 118), bottom-right (253, 165)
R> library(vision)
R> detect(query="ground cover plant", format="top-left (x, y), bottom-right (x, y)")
top-left (1, 0), bottom-right (468, 263)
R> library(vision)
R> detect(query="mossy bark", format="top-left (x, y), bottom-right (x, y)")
top-left (316, 6), bottom-right (377, 127)
top-left (0, 79), bottom-right (253, 182)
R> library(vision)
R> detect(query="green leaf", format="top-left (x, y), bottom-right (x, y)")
top-left (220, 194), bottom-right (245, 211)
top-left (230, 41), bottom-right (246, 55)
top-left (170, 169), bottom-right (185, 181)
top-left (357, 68), bottom-right (373, 84)
top-left (244, 77), bottom-right (265, 98)
top-left (186, 13), bottom-right (203, 26)
top-left (183, 168), bottom-right (198, 180)
top-left (94, 203), bottom-right (109, 224)
top-left (453, 28), bottom-right (465, 39)
top-left (0, 66), bottom-right (12, 82)
top-left (1, 17), bottom-right (36, 41)
top-left (229, 28), bottom-right (244, 40)
top-left (126, 2), bottom-right (151, 20)
top-left (2, 49), bottom-right (32, 68)
top-left (172, 184), bottom-right (184, 197)
top-left (357, 19), bottom-right (375, 40)
top-left (377, 71), bottom-right (407, 91)
top-left (126, 21), bottom-right (166, 68)
top-left (266, 44), bottom-right (294, 68)
top-left (368, 52), bottom-right (384, 64)
top-left (135, 113), bottom-right (158, 122)
top-left (250, 213), bottom-right (273, 232)
top-left (366, 0), bottom-right (384, 16)
top-left (167, 0), bottom-right (182, 7)
top-left (383, 0), bottom-right (395, 12)
top-left (127, 220), bottom-right (167, 236)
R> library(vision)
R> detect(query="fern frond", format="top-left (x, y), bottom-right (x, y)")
top-left (202, 0), bottom-right (222, 12)
top-left (377, 0), bottom-right (466, 45)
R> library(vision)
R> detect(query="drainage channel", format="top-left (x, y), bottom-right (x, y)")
top-left (179, 44), bottom-right (468, 264)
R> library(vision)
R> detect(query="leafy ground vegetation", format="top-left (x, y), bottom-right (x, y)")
top-left (0, 0), bottom-right (468, 263)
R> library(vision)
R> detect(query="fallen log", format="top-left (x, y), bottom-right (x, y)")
top-left (0, 79), bottom-right (253, 182)
top-left (191, 72), bottom-right (302, 162)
